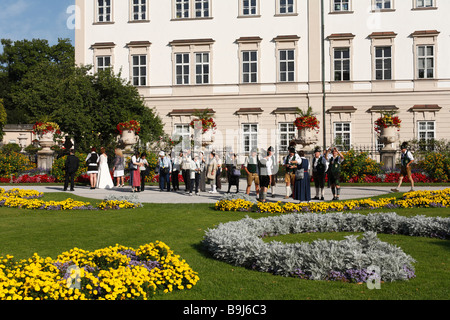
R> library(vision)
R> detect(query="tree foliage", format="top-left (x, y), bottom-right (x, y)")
top-left (0, 38), bottom-right (164, 152)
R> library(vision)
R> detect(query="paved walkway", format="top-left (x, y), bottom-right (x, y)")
top-left (1, 183), bottom-right (447, 204)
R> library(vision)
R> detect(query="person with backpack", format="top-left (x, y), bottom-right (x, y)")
top-left (85, 147), bottom-right (99, 189)
top-left (312, 146), bottom-right (328, 200)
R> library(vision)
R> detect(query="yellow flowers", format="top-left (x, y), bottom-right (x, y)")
top-left (215, 189), bottom-right (450, 214)
top-left (0, 188), bottom-right (141, 211)
top-left (0, 241), bottom-right (199, 300)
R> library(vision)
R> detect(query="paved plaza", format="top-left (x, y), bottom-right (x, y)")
top-left (2, 183), bottom-right (447, 204)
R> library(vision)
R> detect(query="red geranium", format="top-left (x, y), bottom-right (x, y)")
top-left (190, 118), bottom-right (216, 134)
top-left (374, 112), bottom-right (401, 134)
top-left (117, 120), bottom-right (141, 135)
top-left (293, 107), bottom-right (320, 132)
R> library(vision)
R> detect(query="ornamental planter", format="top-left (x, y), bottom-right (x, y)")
top-left (121, 129), bottom-right (138, 152)
top-left (38, 131), bottom-right (55, 153)
top-left (380, 125), bottom-right (397, 151)
top-left (201, 129), bottom-right (215, 147)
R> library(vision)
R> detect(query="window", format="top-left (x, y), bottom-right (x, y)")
top-left (195, 53), bottom-right (210, 84)
top-left (242, 124), bottom-right (258, 153)
top-left (333, 0), bottom-right (350, 12)
top-left (375, 47), bottom-right (392, 80)
top-left (374, 0), bottom-right (392, 10)
top-left (334, 48), bottom-right (350, 81)
top-left (334, 122), bottom-right (351, 150)
top-left (417, 45), bottom-right (434, 79)
top-left (97, 0), bottom-right (112, 22)
top-left (131, 0), bottom-right (147, 21)
top-left (242, 0), bottom-right (258, 16)
top-left (279, 49), bottom-right (295, 82)
top-left (97, 56), bottom-right (111, 72)
top-left (418, 121), bottom-right (435, 151)
top-left (174, 124), bottom-right (191, 151)
top-left (132, 55), bottom-right (147, 86)
top-left (416, 0), bottom-right (434, 8)
top-left (279, 0), bottom-right (295, 14)
top-left (279, 123), bottom-right (296, 152)
top-left (242, 51), bottom-right (258, 83)
top-left (175, 0), bottom-right (190, 18)
top-left (175, 53), bottom-right (190, 85)
top-left (170, 38), bottom-right (214, 85)
top-left (174, 0), bottom-right (210, 19)
top-left (195, 0), bottom-right (210, 17)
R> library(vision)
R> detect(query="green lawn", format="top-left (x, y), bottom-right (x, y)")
top-left (0, 192), bottom-right (448, 300)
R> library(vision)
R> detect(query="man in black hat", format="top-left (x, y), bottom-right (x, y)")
top-left (391, 143), bottom-right (415, 192)
top-left (64, 149), bottom-right (79, 191)
top-left (311, 146), bottom-right (327, 200)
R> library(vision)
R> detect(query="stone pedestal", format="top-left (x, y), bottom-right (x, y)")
top-left (380, 150), bottom-right (397, 170)
top-left (37, 150), bottom-right (55, 170)
top-left (37, 132), bottom-right (55, 170)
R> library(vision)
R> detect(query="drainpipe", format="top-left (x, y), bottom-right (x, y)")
top-left (321, 0), bottom-right (327, 150)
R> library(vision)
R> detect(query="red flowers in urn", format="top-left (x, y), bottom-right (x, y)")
top-left (294, 107), bottom-right (320, 132)
top-left (117, 120), bottom-right (141, 135)
top-left (32, 121), bottom-right (62, 136)
top-left (374, 112), bottom-right (401, 134)
top-left (189, 109), bottom-right (217, 134)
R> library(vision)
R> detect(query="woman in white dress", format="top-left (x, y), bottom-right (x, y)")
top-left (96, 147), bottom-right (114, 189)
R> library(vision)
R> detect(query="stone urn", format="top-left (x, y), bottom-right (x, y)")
top-left (202, 129), bottom-right (215, 147)
top-left (121, 129), bottom-right (138, 153)
top-left (380, 126), bottom-right (397, 151)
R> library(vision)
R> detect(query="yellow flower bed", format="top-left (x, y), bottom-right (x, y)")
top-left (215, 189), bottom-right (450, 214)
top-left (0, 241), bottom-right (199, 300)
top-left (0, 188), bottom-right (141, 211)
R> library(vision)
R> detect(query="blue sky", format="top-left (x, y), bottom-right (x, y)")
top-left (0, 0), bottom-right (75, 52)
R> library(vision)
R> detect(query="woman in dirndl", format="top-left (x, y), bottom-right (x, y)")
top-left (293, 150), bottom-right (311, 202)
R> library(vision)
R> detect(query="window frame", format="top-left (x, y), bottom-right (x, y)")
top-left (174, 124), bottom-right (192, 151)
top-left (415, 0), bottom-right (435, 9)
top-left (239, 0), bottom-right (260, 17)
top-left (276, 0), bottom-right (297, 15)
top-left (242, 123), bottom-right (259, 154)
top-left (96, 55), bottom-right (112, 72)
top-left (333, 47), bottom-right (351, 81)
top-left (278, 122), bottom-right (296, 152)
top-left (131, 54), bottom-right (148, 87)
top-left (417, 45), bottom-right (435, 79)
top-left (95, 0), bottom-right (113, 23)
top-left (333, 122), bottom-right (351, 150)
top-left (172, 0), bottom-right (211, 19)
top-left (130, 0), bottom-right (149, 22)
top-left (374, 46), bottom-right (392, 80)
top-left (332, 0), bottom-right (351, 13)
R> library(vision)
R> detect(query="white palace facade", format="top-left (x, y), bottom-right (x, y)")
top-left (75, 0), bottom-right (450, 156)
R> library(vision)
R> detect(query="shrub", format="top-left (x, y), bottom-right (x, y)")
top-left (0, 151), bottom-right (36, 177)
top-left (340, 149), bottom-right (382, 182)
top-left (418, 152), bottom-right (450, 182)
top-left (51, 152), bottom-right (88, 182)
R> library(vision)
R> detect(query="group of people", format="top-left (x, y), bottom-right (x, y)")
top-left (63, 142), bottom-right (416, 201)
top-left (242, 145), bottom-right (345, 203)
top-left (156, 149), bottom-right (224, 196)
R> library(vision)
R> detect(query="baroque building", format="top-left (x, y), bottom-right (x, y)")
top-left (75, 0), bottom-right (450, 158)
